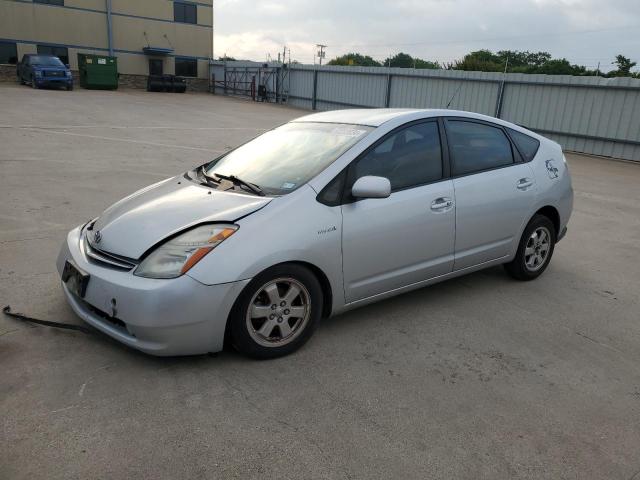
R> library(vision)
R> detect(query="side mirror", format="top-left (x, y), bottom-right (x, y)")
top-left (351, 176), bottom-right (391, 199)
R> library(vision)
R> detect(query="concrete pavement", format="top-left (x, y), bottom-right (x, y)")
top-left (1, 85), bottom-right (639, 480)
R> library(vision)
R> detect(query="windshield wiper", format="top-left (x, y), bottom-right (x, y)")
top-left (198, 166), bottom-right (265, 196)
top-left (212, 172), bottom-right (265, 196)
top-left (198, 165), bottom-right (219, 185)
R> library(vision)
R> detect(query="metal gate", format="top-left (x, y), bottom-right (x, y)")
top-left (210, 62), bottom-right (290, 103)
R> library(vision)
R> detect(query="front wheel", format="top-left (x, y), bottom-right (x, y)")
top-left (504, 214), bottom-right (556, 281)
top-left (228, 264), bottom-right (323, 359)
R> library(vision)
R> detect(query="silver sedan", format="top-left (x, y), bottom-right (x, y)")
top-left (57, 109), bottom-right (573, 358)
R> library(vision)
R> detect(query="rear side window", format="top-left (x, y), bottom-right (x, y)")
top-left (507, 128), bottom-right (540, 162)
top-left (447, 120), bottom-right (514, 176)
top-left (351, 121), bottom-right (443, 191)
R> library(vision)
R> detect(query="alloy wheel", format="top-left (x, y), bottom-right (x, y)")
top-left (524, 226), bottom-right (551, 272)
top-left (245, 277), bottom-right (311, 348)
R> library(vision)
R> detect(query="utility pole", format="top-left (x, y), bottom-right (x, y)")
top-left (316, 44), bottom-right (327, 66)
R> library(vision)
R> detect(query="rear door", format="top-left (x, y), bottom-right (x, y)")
top-left (340, 120), bottom-right (455, 303)
top-left (445, 118), bottom-right (537, 270)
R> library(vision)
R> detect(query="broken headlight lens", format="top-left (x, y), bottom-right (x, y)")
top-left (134, 224), bottom-right (238, 279)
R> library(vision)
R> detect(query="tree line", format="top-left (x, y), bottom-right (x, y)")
top-left (326, 50), bottom-right (639, 78)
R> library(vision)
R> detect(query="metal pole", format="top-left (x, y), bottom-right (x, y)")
top-left (106, 0), bottom-right (114, 56)
top-left (385, 74), bottom-right (392, 107)
top-left (312, 69), bottom-right (318, 110)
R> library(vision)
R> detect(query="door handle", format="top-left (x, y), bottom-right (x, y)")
top-left (517, 178), bottom-right (534, 190)
top-left (431, 197), bottom-right (453, 211)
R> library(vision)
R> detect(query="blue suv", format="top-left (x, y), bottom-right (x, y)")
top-left (17, 54), bottom-right (73, 90)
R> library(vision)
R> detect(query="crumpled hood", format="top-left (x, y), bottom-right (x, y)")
top-left (90, 176), bottom-right (271, 259)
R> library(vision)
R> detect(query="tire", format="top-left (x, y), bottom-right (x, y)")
top-left (67, 84), bottom-right (73, 91)
top-left (504, 214), bottom-right (556, 281)
top-left (228, 264), bottom-right (323, 359)
top-left (31, 77), bottom-right (38, 89)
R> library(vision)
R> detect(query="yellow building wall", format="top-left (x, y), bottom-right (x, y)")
top-left (0, 0), bottom-right (212, 78)
top-left (0, 1), bottom-right (108, 49)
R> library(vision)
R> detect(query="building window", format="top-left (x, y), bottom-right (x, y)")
top-left (33, 0), bottom-right (65, 5)
top-left (0, 41), bottom-right (18, 65)
top-left (174, 2), bottom-right (197, 24)
top-left (37, 45), bottom-right (69, 65)
top-left (175, 57), bottom-right (197, 77)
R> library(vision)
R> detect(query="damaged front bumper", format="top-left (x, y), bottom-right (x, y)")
top-left (56, 225), bottom-right (250, 356)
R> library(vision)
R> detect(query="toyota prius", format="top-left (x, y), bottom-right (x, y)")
top-left (57, 109), bottom-right (573, 358)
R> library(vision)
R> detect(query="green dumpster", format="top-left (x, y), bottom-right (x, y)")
top-left (77, 53), bottom-right (118, 90)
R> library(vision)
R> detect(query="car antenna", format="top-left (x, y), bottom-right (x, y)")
top-left (446, 83), bottom-right (463, 109)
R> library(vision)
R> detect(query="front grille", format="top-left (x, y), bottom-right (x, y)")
top-left (82, 233), bottom-right (137, 271)
top-left (44, 70), bottom-right (64, 77)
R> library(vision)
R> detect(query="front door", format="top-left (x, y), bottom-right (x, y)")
top-left (341, 121), bottom-right (456, 303)
top-left (445, 119), bottom-right (537, 270)
top-left (149, 59), bottom-right (163, 76)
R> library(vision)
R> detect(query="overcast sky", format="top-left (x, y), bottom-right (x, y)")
top-left (214, 0), bottom-right (639, 71)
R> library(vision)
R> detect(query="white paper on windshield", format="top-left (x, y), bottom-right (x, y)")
top-left (330, 127), bottom-right (367, 138)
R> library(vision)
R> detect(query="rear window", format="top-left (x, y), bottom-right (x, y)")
top-left (508, 128), bottom-right (540, 162)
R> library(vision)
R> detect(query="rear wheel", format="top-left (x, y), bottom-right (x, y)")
top-left (504, 214), bottom-right (556, 281)
top-left (228, 264), bottom-right (322, 359)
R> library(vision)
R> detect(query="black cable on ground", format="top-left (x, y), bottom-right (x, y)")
top-left (2, 305), bottom-right (93, 334)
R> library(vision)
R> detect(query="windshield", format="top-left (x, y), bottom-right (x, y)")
top-left (205, 122), bottom-right (372, 195)
top-left (30, 56), bottom-right (65, 67)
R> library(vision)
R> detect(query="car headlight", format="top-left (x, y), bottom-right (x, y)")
top-left (134, 224), bottom-right (238, 279)
top-left (65, 71), bottom-right (72, 77)
top-left (34, 70), bottom-right (43, 77)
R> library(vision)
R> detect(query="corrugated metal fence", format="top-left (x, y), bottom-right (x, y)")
top-left (213, 62), bottom-right (640, 161)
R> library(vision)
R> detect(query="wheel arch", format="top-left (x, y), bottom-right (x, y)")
top-left (222, 260), bottom-right (334, 346)
top-left (285, 261), bottom-right (333, 319)
top-left (534, 205), bottom-right (560, 238)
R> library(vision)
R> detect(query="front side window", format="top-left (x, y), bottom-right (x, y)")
top-left (205, 122), bottom-right (372, 196)
top-left (175, 57), bottom-right (197, 77)
top-left (447, 120), bottom-right (514, 176)
top-left (36, 45), bottom-right (69, 65)
top-left (351, 121), bottom-right (443, 191)
top-left (0, 41), bottom-right (18, 65)
top-left (174, 2), bottom-right (197, 24)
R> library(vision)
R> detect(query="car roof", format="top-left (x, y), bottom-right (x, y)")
top-left (295, 108), bottom-right (512, 127)
top-left (293, 108), bottom-right (545, 141)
